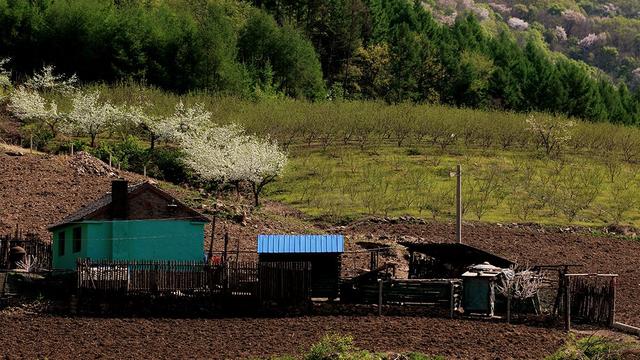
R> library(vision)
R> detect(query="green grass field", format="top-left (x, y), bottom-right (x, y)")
top-left (265, 142), bottom-right (640, 228)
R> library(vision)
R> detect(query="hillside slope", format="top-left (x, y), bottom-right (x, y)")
top-left (1, 150), bottom-right (639, 325)
top-left (427, 0), bottom-right (640, 88)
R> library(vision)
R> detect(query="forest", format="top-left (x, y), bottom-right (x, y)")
top-left (0, 0), bottom-right (639, 124)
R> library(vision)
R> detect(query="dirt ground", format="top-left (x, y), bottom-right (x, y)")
top-left (0, 313), bottom-right (567, 359)
top-left (1, 151), bottom-right (639, 358)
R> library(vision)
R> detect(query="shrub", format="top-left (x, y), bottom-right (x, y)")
top-left (546, 334), bottom-right (633, 360)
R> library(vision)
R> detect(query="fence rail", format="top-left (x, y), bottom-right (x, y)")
top-left (76, 259), bottom-right (311, 305)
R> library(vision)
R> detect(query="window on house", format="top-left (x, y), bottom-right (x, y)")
top-left (73, 227), bottom-right (82, 253)
top-left (58, 232), bottom-right (65, 256)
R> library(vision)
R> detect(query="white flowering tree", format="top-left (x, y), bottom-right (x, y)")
top-left (66, 91), bottom-right (118, 147)
top-left (526, 114), bottom-right (574, 157)
top-left (25, 65), bottom-right (77, 93)
top-left (229, 136), bottom-right (288, 206)
top-left (181, 123), bottom-right (287, 207)
top-left (134, 101), bottom-right (211, 150)
top-left (7, 87), bottom-right (63, 136)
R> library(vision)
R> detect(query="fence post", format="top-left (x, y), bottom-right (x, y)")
top-left (449, 281), bottom-right (455, 319)
top-left (378, 278), bottom-right (383, 316)
top-left (609, 276), bottom-right (617, 327)
top-left (564, 275), bottom-right (571, 331)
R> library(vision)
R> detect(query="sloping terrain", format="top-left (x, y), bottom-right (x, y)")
top-left (1, 150), bottom-right (638, 329)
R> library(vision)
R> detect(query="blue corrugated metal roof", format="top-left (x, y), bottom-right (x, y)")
top-left (257, 234), bottom-right (344, 254)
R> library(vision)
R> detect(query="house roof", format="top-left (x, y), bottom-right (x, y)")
top-left (399, 242), bottom-right (514, 268)
top-left (47, 181), bottom-right (209, 231)
top-left (257, 234), bottom-right (344, 254)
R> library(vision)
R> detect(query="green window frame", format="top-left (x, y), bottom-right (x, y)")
top-left (58, 231), bottom-right (65, 256)
top-left (73, 227), bottom-right (82, 253)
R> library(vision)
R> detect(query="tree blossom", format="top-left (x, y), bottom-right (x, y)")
top-left (488, 2), bottom-right (511, 14)
top-left (25, 65), bottom-right (77, 94)
top-left (508, 17), bottom-right (529, 30)
top-left (578, 33), bottom-right (607, 48)
top-left (168, 101), bottom-right (211, 134)
top-left (229, 136), bottom-right (288, 206)
top-left (526, 114), bottom-right (574, 157)
top-left (181, 123), bottom-right (287, 206)
top-left (66, 91), bottom-right (118, 147)
top-left (7, 87), bottom-right (63, 136)
top-left (554, 26), bottom-right (567, 41)
top-left (561, 9), bottom-right (586, 23)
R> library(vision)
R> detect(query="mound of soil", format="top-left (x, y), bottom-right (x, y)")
top-left (0, 152), bottom-right (146, 240)
top-left (0, 314), bottom-right (565, 359)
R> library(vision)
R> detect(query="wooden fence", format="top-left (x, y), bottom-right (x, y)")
top-left (76, 259), bottom-right (311, 305)
top-left (341, 269), bottom-right (461, 317)
top-left (0, 232), bottom-right (51, 270)
top-left (564, 274), bottom-right (617, 329)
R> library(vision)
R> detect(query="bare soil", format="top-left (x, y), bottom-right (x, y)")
top-left (0, 313), bottom-right (566, 359)
top-left (1, 151), bottom-right (639, 358)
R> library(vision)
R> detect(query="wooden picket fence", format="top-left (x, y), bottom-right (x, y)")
top-left (564, 274), bottom-right (617, 328)
top-left (76, 259), bottom-right (311, 304)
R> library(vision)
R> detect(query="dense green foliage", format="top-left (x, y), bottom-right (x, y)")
top-left (1, 0), bottom-right (640, 123)
top-left (0, 0), bottom-right (324, 99)
top-left (254, 0), bottom-right (640, 124)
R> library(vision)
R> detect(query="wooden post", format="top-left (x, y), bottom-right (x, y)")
top-left (378, 278), bottom-right (383, 316)
top-left (208, 203), bottom-right (217, 263)
top-left (223, 229), bottom-right (229, 263)
top-left (449, 281), bottom-right (455, 318)
top-left (609, 276), bottom-right (617, 327)
top-left (143, 165), bottom-right (147, 177)
top-left (29, 134), bottom-right (33, 153)
top-left (506, 293), bottom-right (512, 324)
top-left (564, 275), bottom-right (571, 331)
top-left (456, 164), bottom-right (462, 244)
top-left (71, 143), bottom-right (74, 156)
top-left (109, 154), bottom-right (112, 167)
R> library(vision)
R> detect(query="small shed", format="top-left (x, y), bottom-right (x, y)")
top-left (258, 234), bottom-right (344, 299)
top-left (400, 242), bottom-right (514, 279)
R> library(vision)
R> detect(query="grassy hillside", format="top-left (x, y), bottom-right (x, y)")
top-left (10, 83), bottom-right (640, 228)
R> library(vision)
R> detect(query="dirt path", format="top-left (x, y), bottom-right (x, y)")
top-left (0, 314), bottom-right (566, 359)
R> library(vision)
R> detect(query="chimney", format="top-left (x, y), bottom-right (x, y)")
top-left (111, 179), bottom-right (129, 219)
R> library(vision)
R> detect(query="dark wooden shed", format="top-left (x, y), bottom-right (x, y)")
top-left (257, 235), bottom-right (344, 299)
top-left (400, 242), bottom-right (514, 279)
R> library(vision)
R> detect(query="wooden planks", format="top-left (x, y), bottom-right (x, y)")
top-left (76, 259), bottom-right (312, 305)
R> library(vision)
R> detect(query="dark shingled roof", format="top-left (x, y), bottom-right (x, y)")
top-left (399, 242), bottom-right (515, 268)
top-left (47, 181), bottom-right (209, 230)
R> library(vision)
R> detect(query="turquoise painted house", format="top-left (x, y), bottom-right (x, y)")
top-left (48, 179), bottom-right (209, 270)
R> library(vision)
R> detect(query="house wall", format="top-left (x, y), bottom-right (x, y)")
top-left (51, 220), bottom-right (206, 270)
top-left (52, 223), bottom-right (89, 270)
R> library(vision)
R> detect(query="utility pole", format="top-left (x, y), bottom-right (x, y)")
top-left (456, 164), bottom-right (462, 244)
